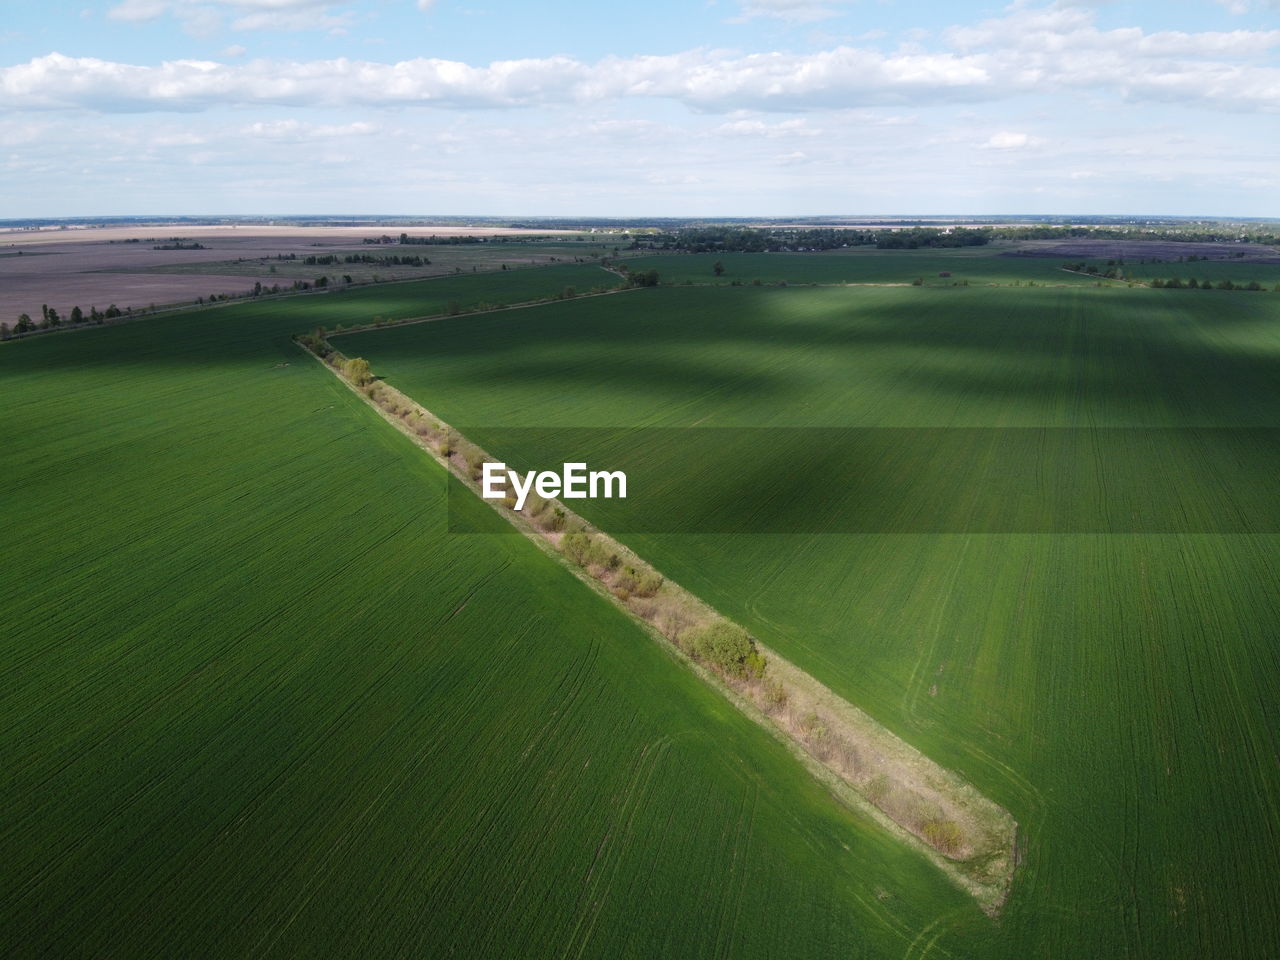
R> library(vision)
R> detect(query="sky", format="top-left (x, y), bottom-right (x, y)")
top-left (2, 0), bottom-right (1279, 217)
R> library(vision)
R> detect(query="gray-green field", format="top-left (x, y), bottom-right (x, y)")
top-left (346, 266), bottom-right (1280, 957)
top-left (4, 247), bottom-right (1279, 958)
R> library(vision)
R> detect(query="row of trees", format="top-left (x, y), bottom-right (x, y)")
top-left (1150, 277), bottom-right (1273, 290)
top-left (613, 263), bottom-right (660, 287)
top-left (6, 303), bottom-right (125, 337)
top-left (363, 233), bottom-right (485, 245)
top-left (627, 225), bottom-right (996, 254)
top-left (628, 223), bottom-right (1280, 255)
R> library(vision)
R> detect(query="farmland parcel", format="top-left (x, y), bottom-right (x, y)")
top-left (346, 263), bottom-right (1280, 959)
top-left (2, 263), bottom-right (999, 959)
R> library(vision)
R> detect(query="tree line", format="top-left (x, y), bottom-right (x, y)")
top-left (5, 303), bottom-right (126, 337)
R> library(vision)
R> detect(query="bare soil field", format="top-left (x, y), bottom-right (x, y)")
top-left (0, 226), bottom-right (605, 321)
top-left (1006, 238), bottom-right (1280, 262)
top-left (0, 272), bottom-right (259, 320)
top-left (0, 224), bottom-right (582, 246)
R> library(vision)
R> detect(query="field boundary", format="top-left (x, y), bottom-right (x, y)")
top-left (1, 260), bottom-right (625, 343)
top-left (301, 324), bottom-right (1019, 915)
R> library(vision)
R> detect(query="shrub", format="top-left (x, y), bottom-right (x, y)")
top-left (586, 540), bottom-right (621, 570)
top-left (615, 565), bottom-right (664, 597)
top-left (633, 570), bottom-right (663, 598)
top-left (763, 678), bottom-right (788, 711)
top-left (462, 445), bottom-right (486, 479)
top-left (562, 531), bottom-right (592, 566)
top-left (344, 357), bottom-right (373, 386)
top-left (922, 819), bottom-right (964, 855)
top-left (687, 621), bottom-right (766, 679)
top-left (614, 565), bottom-right (639, 593)
top-left (799, 711), bottom-right (828, 743)
top-left (544, 507), bottom-right (567, 532)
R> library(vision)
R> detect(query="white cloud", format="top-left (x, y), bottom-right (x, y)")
top-left (107, 0), bottom-right (350, 33)
top-left (774, 150), bottom-right (811, 164)
top-left (9, 4), bottom-right (1280, 116)
top-left (714, 117), bottom-right (821, 137)
top-left (0, 49), bottom-right (996, 113)
top-left (241, 118), bottom-right (377, 139)
top-left (1211, 0), bottom-right (1280, 12)
top-left (107, 0), bottom-right (170, 20)
top-left (732, 0), bottom-right (858, 23)
top-left (980, 131), bottom-right (1043, 150)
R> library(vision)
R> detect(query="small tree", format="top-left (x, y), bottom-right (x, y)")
top-left (0, 322), bottom-right (9, 340)
top-left (15, 313), bottom-right (33, 333)
top-left (344, 357), bottom-right (373, 386)
top-left (70, 306), bottom-right (83, 325)
top-left (562, 532), bottom-right (592, 566)
top-left (713, 260), bottom-right (725, 277)
top-left (687, 621), bottom-right (766, 679)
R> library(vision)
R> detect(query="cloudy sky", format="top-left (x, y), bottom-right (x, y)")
top-left (2, 0), bottom-right (1279, 217)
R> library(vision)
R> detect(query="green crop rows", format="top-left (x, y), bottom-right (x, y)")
top-left (349, 261), bottom-right (1280, 958)
top-left (2, 262), bottom-right (1009, 959)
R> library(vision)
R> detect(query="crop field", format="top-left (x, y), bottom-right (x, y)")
top-left (0, 263), bottom-right (1018, 959)
top-left (1080, 258), bottom-right (1280, 288)
top-left (348, 269), bottom-right (1280, 957)
top-left (109, 241), bottom-right (641, 284)
top-left (0, 234), bottom-right (631, 320)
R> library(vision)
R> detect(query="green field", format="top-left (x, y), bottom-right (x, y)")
top-left (1, 264), bottom-right (1013, 958)
top-left (1079, 257), bottom-right (1280, 288)
top-left (347, 269), bottom-right (1280, 956)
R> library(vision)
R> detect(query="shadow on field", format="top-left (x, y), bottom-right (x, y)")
top-left (6, 286), bottom-right (1279, 431)
top-left (341, 285), bottom-right (1280, 425)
